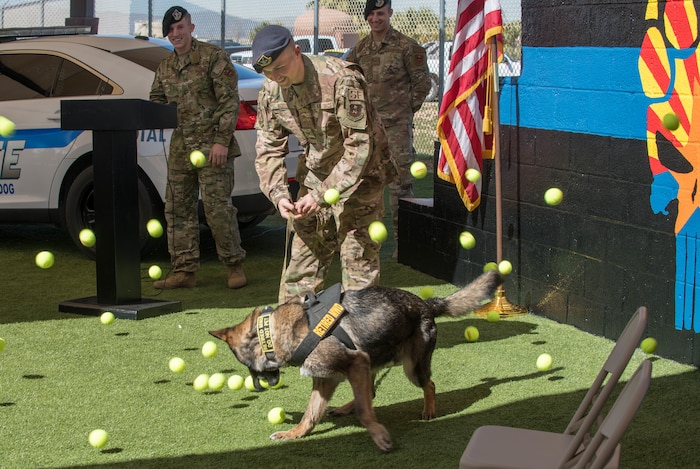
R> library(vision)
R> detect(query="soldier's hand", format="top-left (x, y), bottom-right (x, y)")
top-left (294, 194), bottom-right (320, 218)
top-left (209, 143), bottom-right (228, 167)
top-left (278, 198), bottom-right (297, 219)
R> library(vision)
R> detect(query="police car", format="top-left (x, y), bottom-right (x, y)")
top-left (0, 29), bottom-right (299, 258)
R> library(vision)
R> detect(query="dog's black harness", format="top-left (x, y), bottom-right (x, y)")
top-left (289, 283), bottom-right (356, 365)
top-left (257, 284), bottom-right (356, 365)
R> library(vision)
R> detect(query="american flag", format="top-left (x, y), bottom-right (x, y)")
top-left (436, 0), bottom-right (503, 211)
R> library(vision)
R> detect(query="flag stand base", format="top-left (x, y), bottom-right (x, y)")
top-left (475, 287), bottom-right (528, 318)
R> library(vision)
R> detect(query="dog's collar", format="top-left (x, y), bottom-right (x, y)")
top-left (256, 306), bottom-right (277, 361)
top-left (289, 283), bottom-right (356, 366)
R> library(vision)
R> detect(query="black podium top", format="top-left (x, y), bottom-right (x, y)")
top-left (61, 99), bottom-right (177, 131)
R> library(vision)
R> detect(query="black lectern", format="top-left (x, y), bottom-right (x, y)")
top-left (58, 99), bottom-right (181, 320)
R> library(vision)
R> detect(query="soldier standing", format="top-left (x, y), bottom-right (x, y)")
top-left (346, 0), bottom-right (431, 258)
top-left (150, 6), bottom-right (247, 289)
top-left (252, 25), bottom-right (395, 303)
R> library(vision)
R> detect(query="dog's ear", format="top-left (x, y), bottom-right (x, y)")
top-left (208, 327), bottom-right (231, 342)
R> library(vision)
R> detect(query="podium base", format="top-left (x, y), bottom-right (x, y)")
top-left (475, 287), bottom-right (528, 318)
top-left (59, 296), bottom-right (182, 320)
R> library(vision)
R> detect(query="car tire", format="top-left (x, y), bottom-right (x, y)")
top-left (426, 73), bottom-right (440, 102)
top-left (63, 166), bottom-right (165, 260)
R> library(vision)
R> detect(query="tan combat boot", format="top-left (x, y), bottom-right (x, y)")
top-left (154, 272), bottom-right (196, 289)
top-left (227, 264), bottom-right (247, 289)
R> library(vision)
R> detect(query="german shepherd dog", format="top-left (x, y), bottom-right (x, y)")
top-left (209, 271), bottom-right (501, 452)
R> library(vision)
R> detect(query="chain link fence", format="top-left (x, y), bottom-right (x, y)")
top-left (0, 0), bottom-right (520, 158)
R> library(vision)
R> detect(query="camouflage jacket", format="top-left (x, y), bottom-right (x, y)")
top-left (255, 55), bottom-right (392, 208)
top-left (346, 27), bottom-right (431, 125)
top-left (150, 38), bottom-right (241, 158)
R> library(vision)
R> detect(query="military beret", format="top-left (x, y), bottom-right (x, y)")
top-left (162, 6), bottom-right (188, 35)
top-left (364, 0), bottom-right (391, 19)
top-left (251, 25), bottom-right (293, 73)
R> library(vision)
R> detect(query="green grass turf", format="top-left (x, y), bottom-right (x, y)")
top-left (1, 175), bottom-right (700, 468)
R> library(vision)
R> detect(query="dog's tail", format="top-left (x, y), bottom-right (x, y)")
top-left (429, 270), bottom-right (503, 318)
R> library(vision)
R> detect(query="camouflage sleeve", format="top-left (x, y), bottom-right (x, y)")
top-left (210, 48), bottom-right (240, 148)
top-left (406, 41), bottom-right (431, 113)
top-left (255, 87), bottom-right (292, 208)
top-left (149, 64), bottom-right (167, 104)
top-left (312, 74), bottom-right (371, 205)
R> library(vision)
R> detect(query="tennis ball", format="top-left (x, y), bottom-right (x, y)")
top-left (641, 337), bottom-right (658, 354)
top-left (100, 312), bottom-right (115, 325)
top-left (148, 265), bottom-right (162, 280)
top-left (168, 357), bottom-right (186, 373)
top-left (419, 286), bottom-right (434, 299)
top-left (193, 374), bottom-right (210, 392)
top-left (483, 261), bottom-right (498, 272)
top-left (536, 353), bottom-right (553, 371)
top-left (323, 188), bottom-right (340, 205)
top-left (244, 375), bottom-right (256, 391)
top-left (544, 188), bottom-right (563, 206)
top-left (189, 150), bottom-right (207, 168)
top-left (464, 326), bottom-right (479, 342)
top-left (228, 374), bottom-right (244, 390)
top-left (0, 116), bottom-right (16, 137)
top-left (267, 407), bottom-right (286, 424)
top-left (459, 231), bottom-right (476, 249)
top-left (88, 429), bottom-right (109, 449)
top-left (368, 221), bottom-right (388, 243)
top-left (79, 228), bottom-right (96, 247)
top-left (465, 168), bottom-right (481, 183)
top-left (35, 251), bottom-right (54, 269)
top-left (146, 219), bottom-right (163, 238)
top-left (260, 376), bottom-right (283, 389)
top-left (208, 372), bottom-right (226, 391)
top-left (486, 310), bottom-right (500, 322)
top-left (498, 260), bottom-right (513, 275)
top-left (410, 161), bottom-right (428, 179)
top-left (0, 337), bottom-right (5, 352)
top-left (663, 112), bottom-right (679, 131)
top-left (201, 340), bottom-right (218, 358)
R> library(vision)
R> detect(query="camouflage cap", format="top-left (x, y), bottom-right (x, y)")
top-left (251, 25), bottom-right (293, 73)
top-left (162, 6), bottom-right (188, 35)
top-left (364, 0), bottom-right (391, 19)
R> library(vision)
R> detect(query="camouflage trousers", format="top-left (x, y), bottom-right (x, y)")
top-left (278, 181), bottom-right (385, 304)
top-left (164, 157), bottom-right (246, 272)
top-left (385, 123), bottom-right (415, 240)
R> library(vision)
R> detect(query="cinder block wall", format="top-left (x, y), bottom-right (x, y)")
top-left (399, 0), bottom-right (700, 365)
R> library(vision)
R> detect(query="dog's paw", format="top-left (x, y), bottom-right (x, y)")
top-left (368, 424), bottom-right (393, 453)
top-left (270, 430), bottom-right (295, 441)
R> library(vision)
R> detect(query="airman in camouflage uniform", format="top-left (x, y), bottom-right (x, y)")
top-left (346, 0), bottom-right (431, 255)
top-left (252, 25), bottom-right (395, 303)
top-left (150, 6), bottom-right (247, 289)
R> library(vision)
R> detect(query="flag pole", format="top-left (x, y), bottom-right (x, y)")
top-left (476, 36), bottom-right (527, 317)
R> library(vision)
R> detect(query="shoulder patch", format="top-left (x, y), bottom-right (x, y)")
top-left (348, 102), bottom-right (365, 121)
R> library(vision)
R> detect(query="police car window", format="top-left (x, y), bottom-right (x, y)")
top-left (0, 53), bottom-right (113, 100)
top-left (0, 53), bottom-right (59, 100)
top-left (114, 47), bottom-right (170, 72)
top-left (54, 59), bottom-right (113, 97)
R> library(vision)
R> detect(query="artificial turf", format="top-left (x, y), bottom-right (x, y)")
top-left (1, 300), bottom-right (698, 468)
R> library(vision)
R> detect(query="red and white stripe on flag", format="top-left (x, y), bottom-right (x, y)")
top-left (436, 0), bottom-right (503, 211)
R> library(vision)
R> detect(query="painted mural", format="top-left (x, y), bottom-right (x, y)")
top-left (639, 0), bottom-right (700, 332)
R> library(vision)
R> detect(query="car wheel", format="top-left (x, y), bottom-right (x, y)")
top-left (63, 166), bottom-right (165, 260)
top-left (426, 73), bottom-right (440, 102)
